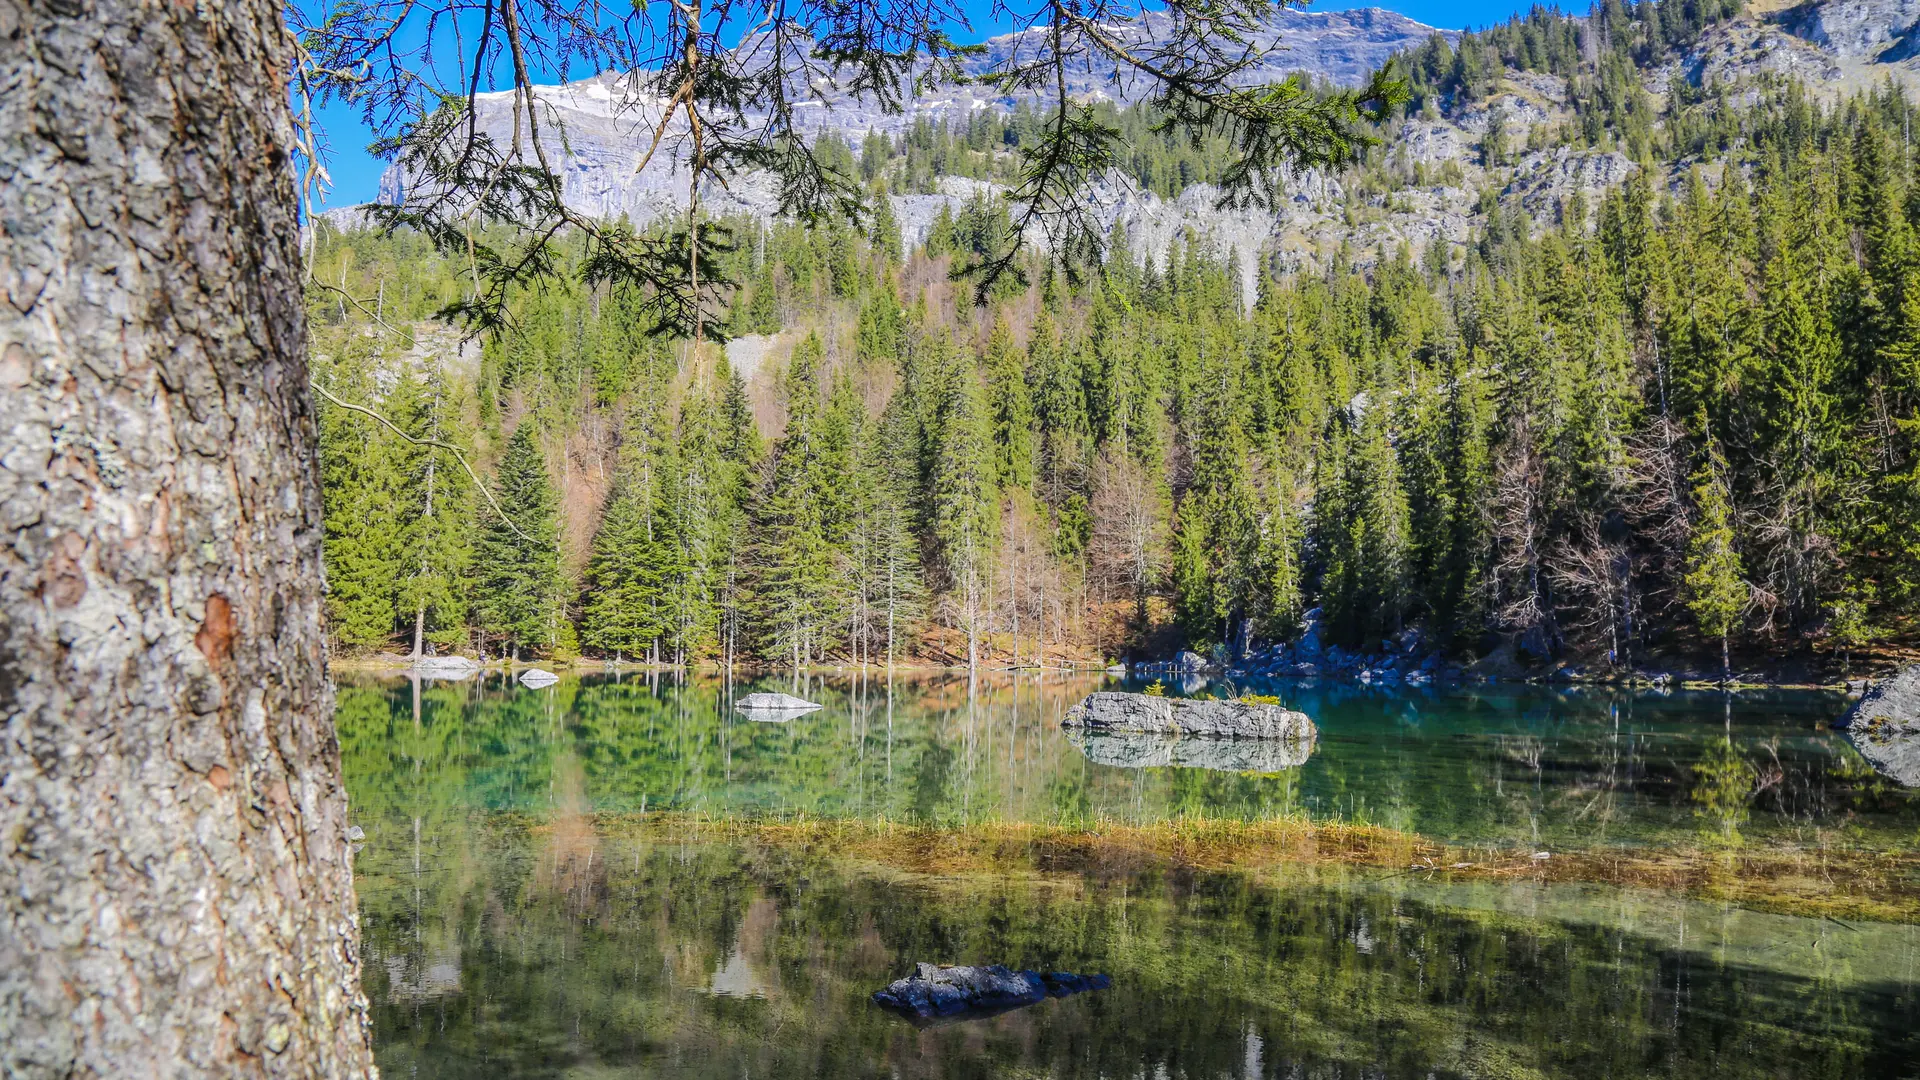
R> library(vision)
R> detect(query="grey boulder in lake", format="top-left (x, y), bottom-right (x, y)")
top-left (1838, 666), bottom-right (1920, 786)
top-left (734, 691), bottom-right (823, 722)
top-left (409, 655), bottom-right (480, 679)
top-left (1063, 691), bottom-right (1316, 741)
top-left (871, 963), bottom-right (1110, 1022)
top-left (1065, 730), bottom-right (1314, 773)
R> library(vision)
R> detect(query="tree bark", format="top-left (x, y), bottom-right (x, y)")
top-left (0, 0), bottom-right (377, 1075)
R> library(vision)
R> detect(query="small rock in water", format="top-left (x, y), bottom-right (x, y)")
top-left (734, 691), bottom-right (824, 722)
top-left (518, 668), bottom-right (560, 688)
top-left (410, 655), bottom-right (481, 678)
top-left (871, 963), bottom-right (1111, 1022)
top-left (1175, 650), bottom-right (1211, 673)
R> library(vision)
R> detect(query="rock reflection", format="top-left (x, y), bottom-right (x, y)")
top-left (1065, 729), bottom-right (1315, 772)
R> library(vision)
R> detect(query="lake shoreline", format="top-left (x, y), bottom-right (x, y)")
top-left (327, 653), bottom-right (1869, 692)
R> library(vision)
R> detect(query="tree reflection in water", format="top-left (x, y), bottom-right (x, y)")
top-left (338, 671), bottom-right (1920, 1079)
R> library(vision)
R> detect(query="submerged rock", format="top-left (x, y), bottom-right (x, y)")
top-left (1062, 692), bottom-right (1316, 741)
top-left (1837, 666), bottom-right (1920, 786)
top-left (517, 668), bottom-right (560, 688)
top-left (871, 963), bottom-right (1111, 1022)
top-left (1066, 730), bottom-right (1314, 773)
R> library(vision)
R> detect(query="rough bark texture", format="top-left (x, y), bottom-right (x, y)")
top-left (0, 0), bottom-right (377, 1074)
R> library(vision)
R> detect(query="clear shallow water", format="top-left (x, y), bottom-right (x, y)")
top-left (339, 672), bottom-right (1920, 1079)
top-left (337, 671), bottom-right (1913, 849)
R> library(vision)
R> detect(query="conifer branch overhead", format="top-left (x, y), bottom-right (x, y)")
top-left (292, 0), bottom-right (1404, 330)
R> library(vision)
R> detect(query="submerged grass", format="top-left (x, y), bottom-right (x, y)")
top-left (578, 812), bottom-right (1920, 924)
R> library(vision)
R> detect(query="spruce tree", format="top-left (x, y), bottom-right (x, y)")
top-left (931, 342), bottom-right (1000, 668)
top-left (580, 466), bottom-right (659, 659)
top-left (984, 316), bottom-right (1037, 490)
top-left (1356, 411), bottom-right (1413, 641)
top-left (389, 367), bottom-right (476, 657)
top-left (754, 333), bottom-right (840, 667)
top-left (318, 349), bottom-right (409, 651)
top-left (1684, 448), bottom-right (1746, 681)
top-left (475, 422), bottom-right (563, 659)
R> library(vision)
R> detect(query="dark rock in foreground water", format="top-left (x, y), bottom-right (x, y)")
top-left (871, 963), bottom-right (1111, 1021)
top-left (1066, 729), bottom-right (1314, 773)
top-left (1838, 666), bottom-right (1920, 786)
top-left (1063, 691), bottom-right (1316, 741)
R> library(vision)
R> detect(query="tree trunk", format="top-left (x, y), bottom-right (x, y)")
top-left (0, 0), bottom-right (377, 1074)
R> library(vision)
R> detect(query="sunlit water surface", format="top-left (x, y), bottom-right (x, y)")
top-left (341, 671), bottom-right (1920, 1079)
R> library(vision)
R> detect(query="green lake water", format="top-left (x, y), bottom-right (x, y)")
top-left (340, 672), bottom-right (1920, 1079)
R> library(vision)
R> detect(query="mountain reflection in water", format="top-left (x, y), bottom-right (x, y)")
top-left (340, 671), bottom-right (1920, 1079)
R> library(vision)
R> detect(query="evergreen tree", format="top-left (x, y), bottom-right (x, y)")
top-left (389, 367), bottom-right (476, 657)
top-left (318, 348), bottom-right (409, 651)
top-left (753, 333), bottom-right (841, 667)
top-left (984, 316), bottom-right (1037, 490)
top-left (1685, 447), bottom-right (1746, 681)
top-left (931, 339), bottom-right (1000, 668)
top-left (475, 422), bottom-right (563, 658)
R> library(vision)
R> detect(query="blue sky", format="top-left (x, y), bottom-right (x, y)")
top-left (310, 0), bottom-right (1549, 210)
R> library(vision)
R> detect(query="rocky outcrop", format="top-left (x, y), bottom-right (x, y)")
top-left (518, 668), bottom-right (560, 688)
top-left (871, 963), bottom-right (1110, 1021)
top-left (1773, 0), bottom-right (1920, 61)
top-left (1066, 730), bottom-right (1314, 773)
top-left (1063, 692), bottom-right (1316, 741)
top-left (1837, 666), bottom-right (1920, 786)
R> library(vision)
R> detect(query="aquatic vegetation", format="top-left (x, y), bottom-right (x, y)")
top-left (355, 820), bottom-right (1920, 1080)
top-left (587, 812), bottom-right (1920, 924)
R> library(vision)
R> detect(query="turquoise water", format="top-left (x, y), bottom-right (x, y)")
top-left (338, 671), bottom-right (1910, 848)
top-left (339, 672), bottom-right (1920, 1079)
